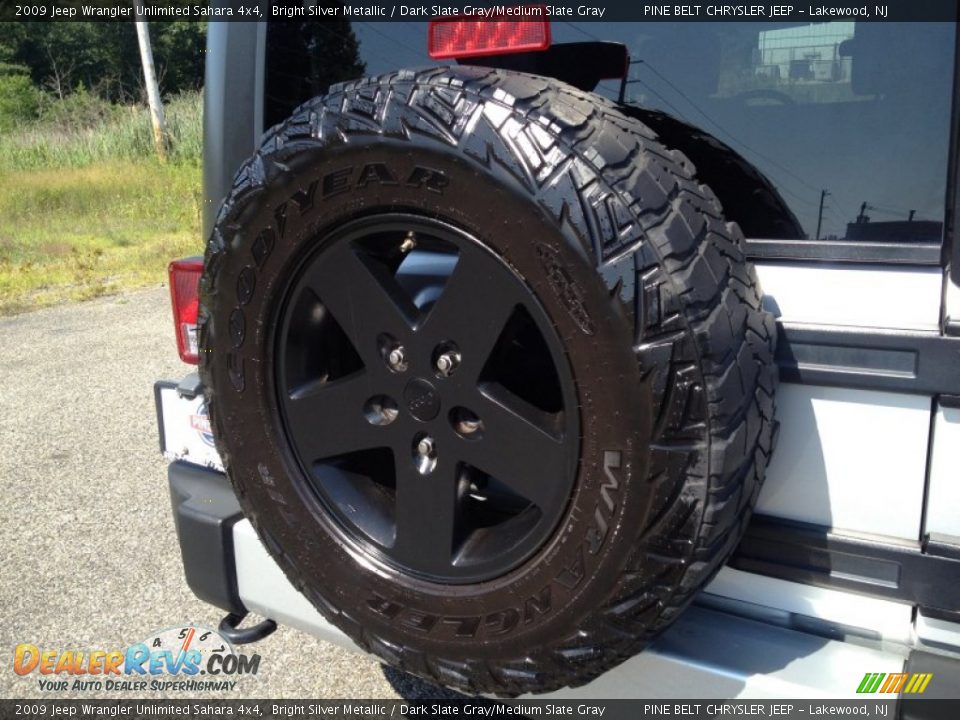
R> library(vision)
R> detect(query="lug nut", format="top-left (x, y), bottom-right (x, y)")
top-left (450, 407), bottom-right (484, 440)
top-left (364, 395), bottom-right (399, 426)
top-left (387, 346), bottom-right (408, 372)
top-left (413, 434), bottom-right (438, 475)
top-left (417, 436), bottom-right (436, 458)
top-left (435, 350), bottom-right (461, 376)
top-left (455, 417), bottom-right (482, 435)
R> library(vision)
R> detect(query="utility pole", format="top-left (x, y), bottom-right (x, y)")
top-left (619, 57), bottom-right (633, 104)
top-left (134, 18), bottom-right (169, 161)
top-left (815, 189), bottom-right (831, 240)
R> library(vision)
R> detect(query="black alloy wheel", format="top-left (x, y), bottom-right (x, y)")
top-left (274, 215), bottom-right (580, 583)
top-left (200, 67), bottom-right (778, 696)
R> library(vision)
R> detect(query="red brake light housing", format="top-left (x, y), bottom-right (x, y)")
top-left (168, 258), bottom-right (203, 364)
top-left (428, 11), bottom-right (551, 60)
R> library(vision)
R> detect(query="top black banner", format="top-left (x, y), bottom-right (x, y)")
top-left (0, 0), bottom-right (957, 23)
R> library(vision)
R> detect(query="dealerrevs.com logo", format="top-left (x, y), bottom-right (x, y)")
top-left (13, 625), bottom-right (261, 692)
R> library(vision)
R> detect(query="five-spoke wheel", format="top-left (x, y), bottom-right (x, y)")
top-left (275, 216), bottom-right (579, 583)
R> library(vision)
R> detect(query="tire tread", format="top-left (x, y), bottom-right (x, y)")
top-left (200, 67), bottom-right (777, 696)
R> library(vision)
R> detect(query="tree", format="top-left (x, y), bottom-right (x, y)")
top-left (0, 22), bottom-right (205, 102)
top-left (152, 22), bottom-right (206, 97)
top-left (263, 16), bottom-right (366, 127)
top-left (0, 73), bottom-right (44, 130)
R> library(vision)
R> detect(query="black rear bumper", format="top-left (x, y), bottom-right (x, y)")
top-left (168, 460), bottom-right (246, 616)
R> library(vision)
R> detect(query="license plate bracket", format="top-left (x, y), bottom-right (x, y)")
top-left (154, 380), bottom-right (224, 471)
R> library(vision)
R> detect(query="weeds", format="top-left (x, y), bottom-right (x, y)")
top-left (0, 90), bottom-right (202, 171)
top-left (0, 179), bottom-right (201, 314)
top-left (0, 92), bottom-right (203, 314)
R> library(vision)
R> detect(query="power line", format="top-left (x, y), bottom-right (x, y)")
top-left (758, 174), bottom-right (818, 207)
top-left (827, 206), bottom-right (847, 223)
top-left (636, 59), bottom-right (822, 195)
top-left (867, 204), bottom-right (913, 217)
top-left (594, 81), bottom-right (621, 101)
top-left (623, 79), bottom-right (694, 124)
top-left (308, 20), bottom-right (410, 76)
top-left (561, 21), bottom-right (603, 42)
top-left (562, 21), bottom-right (825, 197)
top-left (622, 76), bottom-right (820, 209)
top-left (355, 22), bottom-right (425, 63)
top-left (563, 21), bottom-right (841, 229)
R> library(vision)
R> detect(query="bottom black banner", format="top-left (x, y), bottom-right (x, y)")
top-left (5, 699), bottom-right (959, 720)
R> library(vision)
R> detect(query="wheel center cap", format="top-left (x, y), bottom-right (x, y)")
top-left (404, 378), bottom-right (441, 421)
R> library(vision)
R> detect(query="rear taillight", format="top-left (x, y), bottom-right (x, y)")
top-left (168, 258), bottom-right (203, 364)
top-left (428, 12), bottom-right (551, 60)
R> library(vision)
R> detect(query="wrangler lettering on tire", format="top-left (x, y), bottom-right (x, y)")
top-left (199, 67), bottom-right (777, 696)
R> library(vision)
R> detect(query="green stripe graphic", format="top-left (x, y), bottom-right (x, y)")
top-left (857, 673), bottom-right (878, 693)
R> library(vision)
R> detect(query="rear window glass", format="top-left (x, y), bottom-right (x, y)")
top-left (267, 20), bottom-right (957, 245)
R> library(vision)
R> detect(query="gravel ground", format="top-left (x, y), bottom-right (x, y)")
top-left (0, 287), bottom-right (455, 701)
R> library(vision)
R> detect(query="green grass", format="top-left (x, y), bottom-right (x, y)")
top-left (0, 92), bottom-right (203, 315)
top-left (0, 91), bottom-right (203, 171)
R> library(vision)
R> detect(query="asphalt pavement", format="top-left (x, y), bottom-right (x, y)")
top-left (0, 287), bottom-right (453, 700)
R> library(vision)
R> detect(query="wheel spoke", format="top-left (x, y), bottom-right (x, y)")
top-left (460, 387), bottom-right (569, 511)
top-left (420, 245), bottom-right (522, 380)
top-left (392, 460), bottom-right (461, 575)
top-left (284, 371), bottom-right (386, 462)
top-left (304, 241), bottom-right (419, 365)
top-left (275, 217), bottom-right (580, 583)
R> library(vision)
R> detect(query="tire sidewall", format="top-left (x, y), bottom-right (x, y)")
top-left (202, 138), bottom-right (654, 658)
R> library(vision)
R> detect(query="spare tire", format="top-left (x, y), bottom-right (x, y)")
top-left (199, 67), bottom-right (777, 696)
top-left (617, 105), bottom-right (805, 240)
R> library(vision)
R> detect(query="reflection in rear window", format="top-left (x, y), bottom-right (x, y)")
top-left (269, 20), bottom-right (956, 245)
top-left (570, 21), bottom-right (956, 244)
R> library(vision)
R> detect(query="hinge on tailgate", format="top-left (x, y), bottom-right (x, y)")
top-left (177, 373), bottom-right (203, 400)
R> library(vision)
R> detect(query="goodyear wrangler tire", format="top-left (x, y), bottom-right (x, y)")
top-left (199, 67), bottom-right (778, 696)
